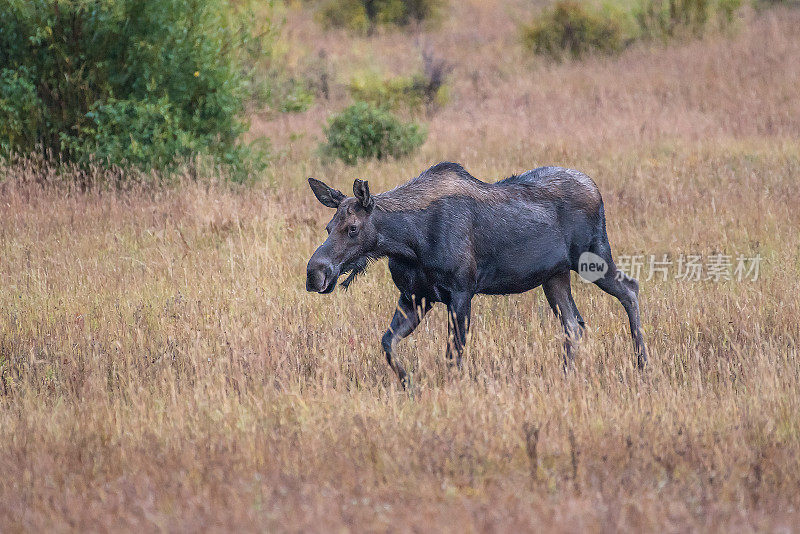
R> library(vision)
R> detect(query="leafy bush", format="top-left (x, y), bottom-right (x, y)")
top-left (317, 0), bottom-right (447, 34)
top-left (521, 1), bottom-right (624, 60)
top-left (321, 102), bottom-right (426, 165)
top-left (634, 0), bottom-right (742, 40)
top-left (0, 0), bottom-right (274, 180)
top-left (0, 67), bottom-right (41, 156)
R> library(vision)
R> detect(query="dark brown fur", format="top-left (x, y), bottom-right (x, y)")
top-left (375, 163), bottom-right (601, 213)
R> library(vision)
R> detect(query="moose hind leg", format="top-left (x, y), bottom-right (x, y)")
top-left (381, 294), bottom-right (431, 387)
top-left (543, 272), bottom-right (582, 369)
top-left (593, 269), bottom-right (647, 369)
top-left (568, 291), bottom-right (586, 335)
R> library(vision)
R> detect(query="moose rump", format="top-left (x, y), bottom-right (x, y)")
top-left (306, 162), bottom-right (647, 387)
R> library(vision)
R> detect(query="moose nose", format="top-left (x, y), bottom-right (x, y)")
top-left (306, 260), bottom-right (333, 292)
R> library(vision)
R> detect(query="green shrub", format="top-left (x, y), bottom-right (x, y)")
top-left (375, 0), bottom-right (446, 26)
top-left (317, 0), bottom-right (372, 33)
top-left (321, 102), bottom-right (426, 165)
top-left (0, 0), bottom-right (274, 180)
top-left (317, 0), bottom-right (447, 34)
top-left (349, 72), bottom-right (452, 113)
top-left (349, 72), bottom-right (425, 112)
top-left (521, 1), bottom-right (624, 60)
top-left (348, 51), bottom-right (452, 114)
top-left (521, 0), bottom-right (743, 61)
top-left (634, 0), bottom-right (742, 40)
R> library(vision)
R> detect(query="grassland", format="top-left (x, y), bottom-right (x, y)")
top-left (2, 1), bottom-right (800, 531)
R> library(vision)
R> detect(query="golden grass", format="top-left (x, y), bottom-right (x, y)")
top-left (2, 3), bottom-right (800, 531)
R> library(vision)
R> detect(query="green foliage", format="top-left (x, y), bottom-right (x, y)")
top-left (317, 0), bottom-right (371, 33)
top-left (321, 102), bottom-right (426, 165)
top-left (377, 0), bottom-right (446, 26)
top-left (273, 79), bottom-right (316, 113)
top-left (521, 0), bottom-right (744, 61)
top-left (0, 0), bottom-right (274, 179)
top-left (521, 1), bottom-right (624, 60)
top-left (348, 51), bottom-right (451, 114)
top-left (316, 0), bottom-right (447, 34)
top-left (349, 72), bottom-right (451, 113)
top-left (349, 72), bottom-right (425, 112)
top-left (0, 67), bottom-right (42, 155)
top-left (633, 0), bottom-right (742, 40)
top-left (754, 0), bottom-right (800, 5)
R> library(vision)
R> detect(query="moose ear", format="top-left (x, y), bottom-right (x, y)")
top-left (308, 177), bottom-right (345, 208)
top-left (353, 179), bottom-right (374, 211)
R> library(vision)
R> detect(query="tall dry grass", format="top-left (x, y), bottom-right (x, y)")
top-left (1, 3), bottom-right (800, 532)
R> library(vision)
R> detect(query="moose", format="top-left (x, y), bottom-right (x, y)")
top-left (306, 162), bottom-right (646, 386)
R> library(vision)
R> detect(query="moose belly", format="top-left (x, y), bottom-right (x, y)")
top-left (475, 235), bottom-right (569, 295)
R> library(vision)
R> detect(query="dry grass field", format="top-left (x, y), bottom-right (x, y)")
top-left (2, 1), bottom-right (800, 531)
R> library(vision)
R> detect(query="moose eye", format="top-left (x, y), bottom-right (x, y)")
top-left (348, 225), bottom-right (358, 237)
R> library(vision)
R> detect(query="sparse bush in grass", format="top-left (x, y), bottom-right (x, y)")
top-left (0, 0), bottom-right (275, 180)
top-left (320, 102), bottom-right (426, 164)
top-left (521, 1), bottom-right (625, 60)
top-left (418, 48), bottom-right (454, 112)
top-left (316, 0), bottom-right (447, 34)
top-left (349, 72), bottom-right (426, 112)
top-left (634, 0), bottom-right (742, 40)
top-left (306, 50), bottom-right (333, 102)
top-left (348, 50), bottom-right (452, 114)
top-left (270, 79), bottom-right (316, 113)
top-left (377, 0), bottom-right (447, 26)
top-left (521, 0), bottom-right (744, 61)
top-left (317, 0), bottom-right (371, 33)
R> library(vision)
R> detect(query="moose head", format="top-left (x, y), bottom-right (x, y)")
top-left (306, 177), bottom-right (379, 293)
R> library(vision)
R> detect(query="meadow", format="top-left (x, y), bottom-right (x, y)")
top-left (1, 1), bottom-right (800, 531)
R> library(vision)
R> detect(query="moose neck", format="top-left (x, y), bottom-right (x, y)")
top-left (372, 208), bottom-right (422, 263)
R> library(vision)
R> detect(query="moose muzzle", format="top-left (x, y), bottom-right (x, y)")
top-left (306, 258), bottom-right (336, 293)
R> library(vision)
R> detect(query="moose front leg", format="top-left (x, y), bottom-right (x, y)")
top-left (445, 293), bottom-right (472, 369)
top-left (381, 294), bottom-right (431, 388)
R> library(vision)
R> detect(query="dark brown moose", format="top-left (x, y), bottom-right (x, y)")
top-left (306, 162), bottom-right (646, 386)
